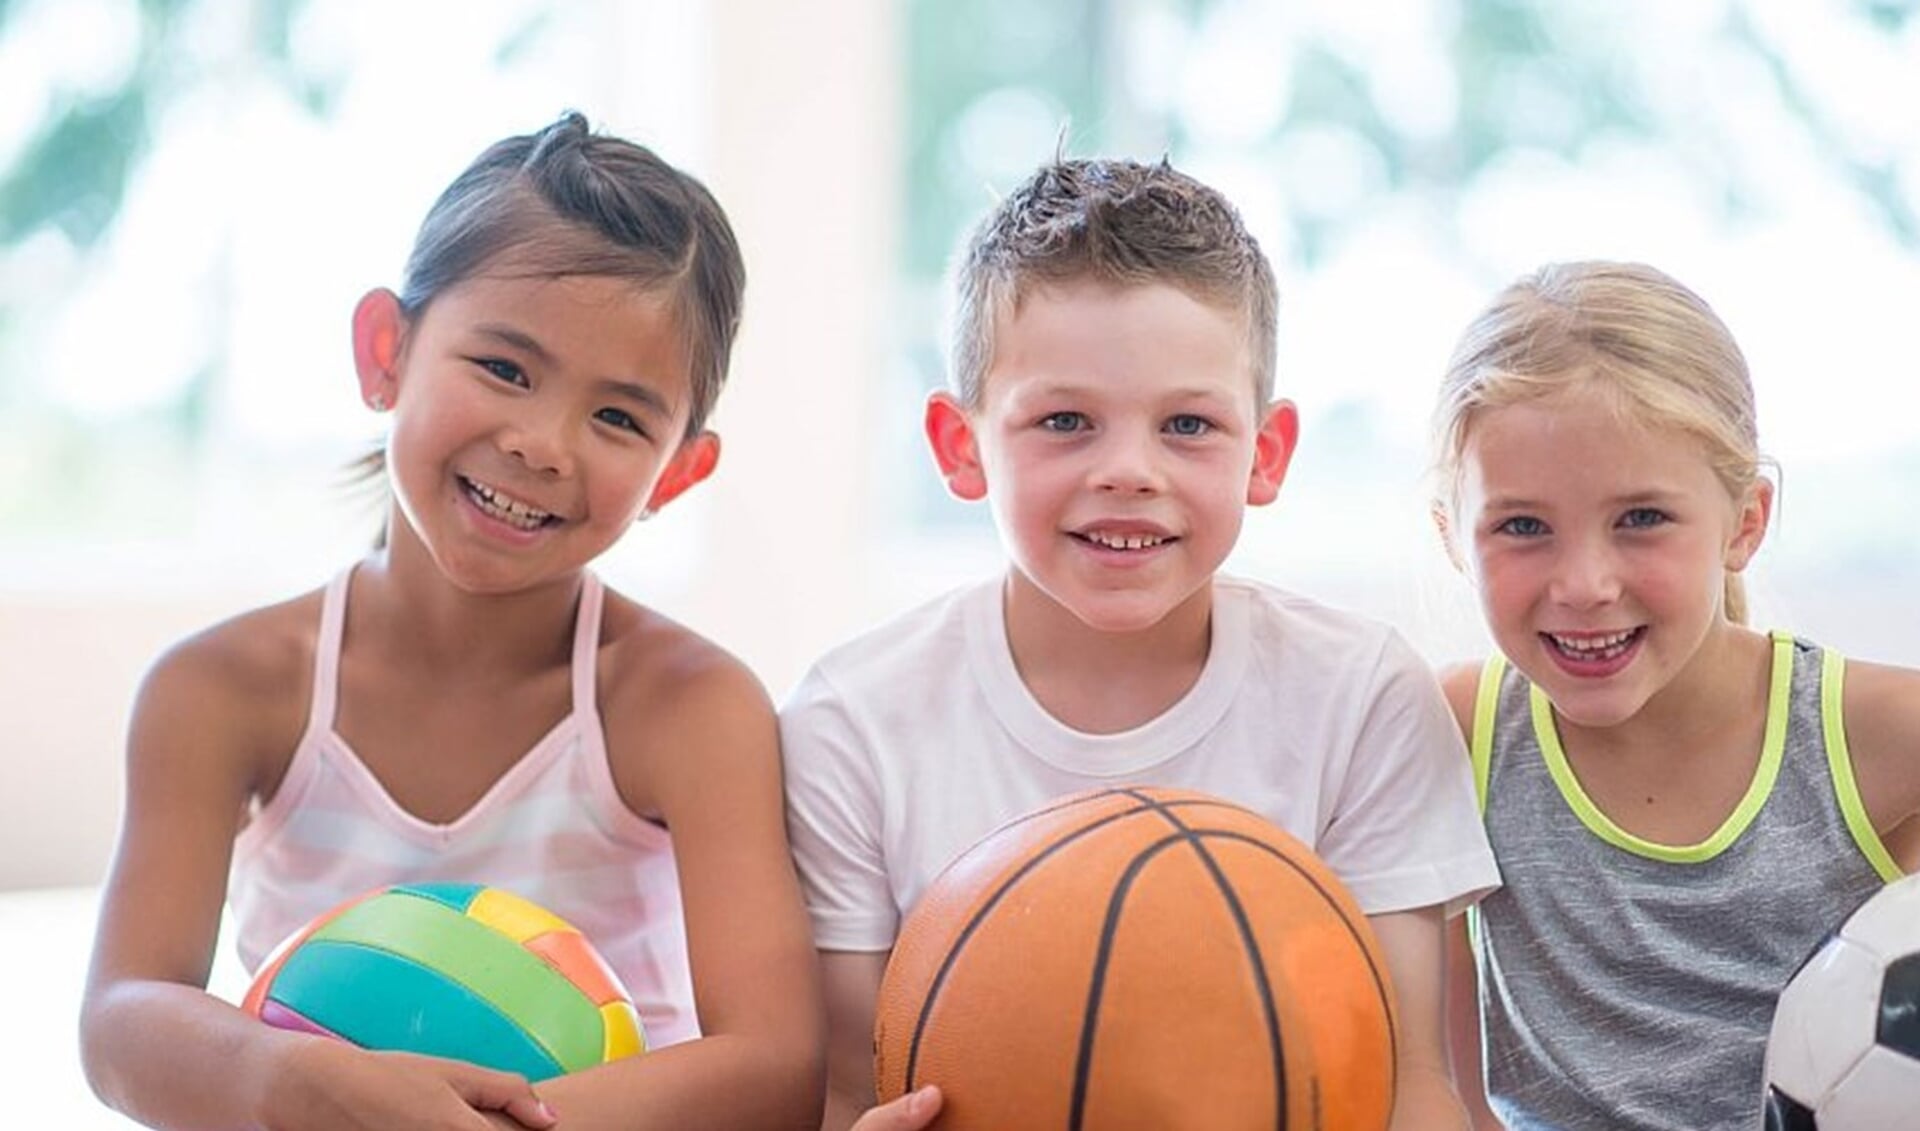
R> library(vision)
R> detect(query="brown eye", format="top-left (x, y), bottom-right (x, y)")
top-left (474, 357), bottom-right (528, 386)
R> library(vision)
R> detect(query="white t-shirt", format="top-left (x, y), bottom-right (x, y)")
top-left (780, 574), bottom-right (1498, 952)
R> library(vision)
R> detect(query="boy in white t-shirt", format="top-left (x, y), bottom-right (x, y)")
top-left (781, 157), bottom-right (1498, 1131)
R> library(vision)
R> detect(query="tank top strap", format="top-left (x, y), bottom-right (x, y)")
top-left (571, 572), bottom-right (606, 719)
top-left (305, 567), bottom-right (354, 734)
top-left (1469, 654), bottom-right (1508, 813)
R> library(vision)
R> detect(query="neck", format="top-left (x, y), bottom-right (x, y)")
top-left (356, 520), bottom-right (583, 677)
top-left (1001, 570), bottom-right (1213, 734)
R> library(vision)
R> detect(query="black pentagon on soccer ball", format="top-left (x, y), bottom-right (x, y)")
top-left (1882, 952), bottom-right (1920, 1059)
top-left (1762, 1086), bottom-right (1818, 1131)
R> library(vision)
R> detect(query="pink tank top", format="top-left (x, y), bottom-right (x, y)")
top-left (228, 568), bottom-right (699, 1047)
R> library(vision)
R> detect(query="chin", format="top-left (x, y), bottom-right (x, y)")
top-left (1537, 682), bottom-right (1649, 730)
top-left (1059, 592), bottom-right (1188, 636)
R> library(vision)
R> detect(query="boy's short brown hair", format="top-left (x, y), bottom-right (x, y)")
top-left (947, 157), bottom-right (1278, 408)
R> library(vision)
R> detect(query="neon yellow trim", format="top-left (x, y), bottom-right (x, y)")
top-left (1821, 647), bottom-right (1904, 882)
top-left (1529, 632), bottom-right (1795, 863)
top-left (1471, 656), bottom-right (1505, 813)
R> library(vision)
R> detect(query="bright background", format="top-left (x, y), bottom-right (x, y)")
top-left (3, 1), bottom-right (1917, 1124)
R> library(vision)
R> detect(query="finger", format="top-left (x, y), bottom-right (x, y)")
top-left (445, 1067), bottom-right (558, 1128)
top-left (856, 1086), bottom-right (943, 1131)
top-left (904, 1085), bottom-right (943, 1126)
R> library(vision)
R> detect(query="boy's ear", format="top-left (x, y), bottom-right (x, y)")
top-left (1724, 475), bottom-right (1774, 572)
top-left (1245, 399), bottom-right (1301, 506)
top-left (925, 391), bottom-right (987, 501)
top-left (352, 288), bottom-right (407, 410)
top-left (644, 431), bottom-right (721, 514)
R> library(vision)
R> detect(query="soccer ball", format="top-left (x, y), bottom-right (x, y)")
top-left (1761, 871), bottom-right (1920, 1129)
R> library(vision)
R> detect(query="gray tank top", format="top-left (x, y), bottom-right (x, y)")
top-left (1470, 633), bottom-right (1899, 1131)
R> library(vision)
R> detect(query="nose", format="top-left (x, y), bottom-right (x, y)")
top-left (1089, 427), bottom-right (1167, 495)
top-left (500, 407), bottom-right (574, 478)
top-left (1548, 537), bottom-right (1622, 609)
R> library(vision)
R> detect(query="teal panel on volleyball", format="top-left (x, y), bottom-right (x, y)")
top-left (389, 882), bottom-right (484, 912)
top-left (269, 941), bottom-right (567, 1081)
top-left (275, 893), bottom-right (606, 1074)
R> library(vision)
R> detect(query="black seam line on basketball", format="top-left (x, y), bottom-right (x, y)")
top-left (1142, 800), bottom-right (1290, 1131)
top-left (1117, 785), bottom-right (1260, 823)
top-left (1182, 830), bottom-right (1401, 1094)
top-left (982, 788), bottom-right (1215, 844)
top-left (901, 795), bottom-right (1227, 1088)
top-left (1067, 827), bottom-right (1287, 1131)
top-left (1122, 787), bottom-right (1399, 1094)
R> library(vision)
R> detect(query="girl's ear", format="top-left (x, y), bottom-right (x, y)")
top-left (644, 430), bottom-right (721, 514)
top-left (1725, 475), bottom-right (1775, 572)
top-left (1246, 399), bottom-right (1300, 506)
top-left (352, 288), bottom-right (407, 411)
top-left (925, 391), bottom-right (987, 501)
top-left (1432, 502), bottom-right (1466, 573)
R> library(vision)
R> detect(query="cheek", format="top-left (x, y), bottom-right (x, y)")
top-left (592, 451), bottom-right (665, 510)
top-left (1630, 538), bottom-right (1719, 600)
top-left (1470, 552), bottom-right (1538, 617)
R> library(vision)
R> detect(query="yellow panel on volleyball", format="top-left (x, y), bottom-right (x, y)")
top-left (602, 1000), bottom-right (646, 1060)
top-left (468, 886), bottom-right (576, 942)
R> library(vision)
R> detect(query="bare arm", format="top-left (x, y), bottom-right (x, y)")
top-left (1444, 913), bottom-right (1502, 1130)
top-left (1371, 906), bottom-right (1471, 1131)
top-left (819, 950), bottom-right (885, 1131)
top-left (1841, 659), bottom-right (1920, 873)
top-left (818, 951), bottom-right (944, 1131)
top-left (1434, 659), bottom-right (1502, 1128)
top-left (520, 645), bottom-right (825, 1130)
top-left (80, 627), bottom-right (553, 1131)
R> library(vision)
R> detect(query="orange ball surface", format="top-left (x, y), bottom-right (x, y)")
top-left (875, 786), bottom-right (1396, 1131)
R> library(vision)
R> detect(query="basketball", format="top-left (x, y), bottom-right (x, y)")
top-left (241, 882), bottom-right (644, 1081)
top-left (875, 786), bottom-right (1396, 1131)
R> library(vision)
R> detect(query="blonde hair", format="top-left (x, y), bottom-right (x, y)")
top-left (1432, 261), bottom-right (1764, 623)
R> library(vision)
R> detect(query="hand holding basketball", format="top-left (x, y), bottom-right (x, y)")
top-left (850, 1086), bottom-right (944, 1131)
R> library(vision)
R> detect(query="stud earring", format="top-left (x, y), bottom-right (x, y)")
top-left (367, 391), bottom-right (390, 412)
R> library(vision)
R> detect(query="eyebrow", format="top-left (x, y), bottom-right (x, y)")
top-left (1011, 380), bottom-right (1243, 405)
top-left (1484, 488), bottom-right (1687, 512)
top-left (474, 323), bottom-right (677, 420)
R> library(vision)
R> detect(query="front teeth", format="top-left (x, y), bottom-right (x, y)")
top-left (1085, 531), bottom-right (1168, 551)
top-left (1549, 629), bottom-right (1638, 660)
top-left (465, 479), bottom-right (554, 530)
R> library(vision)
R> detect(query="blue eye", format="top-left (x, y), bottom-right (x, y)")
top-left (1495, 516), bottom-right (1548, 537)
top-left (1165, 414), bottom-right (1213, 437)
top-left (1620, 507), bottom-right (1669, 529)
top-left (475, 357), bottom-right (528, 386)
top-left (1040, 411), bottom-right (1087, 433)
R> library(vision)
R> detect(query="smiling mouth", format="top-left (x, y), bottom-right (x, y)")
top-left (460, 476), bottom-right (559, 531)
top-left (1544, 627), bottom-right (1644, 662)
top-left (1073, 530), bottom-right (1175, 551)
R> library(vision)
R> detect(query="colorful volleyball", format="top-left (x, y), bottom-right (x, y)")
top-left (241, 883), bottom-right (644, 1081)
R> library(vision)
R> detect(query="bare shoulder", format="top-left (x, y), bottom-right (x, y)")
top-left (596, 590), bottom-right (777, 814)
top-left (597, 590), bottom-right (771, 719)
top-left (1434, 659), bottom-right (1487, 741)
top-left (142, 591), bottom-right (320, 732)
top-left (126, 588), bottom-right (323, 803)
top-left (1840, 657), bottom-right (1920, 823)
